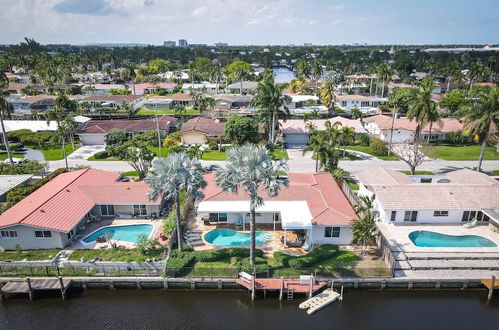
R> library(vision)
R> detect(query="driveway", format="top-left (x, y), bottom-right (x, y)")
top-left (67, 145), bottom-right (106, 161)
top-left (23, 148), bottom-right (45, 161)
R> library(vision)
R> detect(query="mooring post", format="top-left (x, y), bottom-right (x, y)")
top-left (190, 279), bottom-right (195, 290)
top-left (136, 280), bottom-right (142, 290)
top-left (58, 276), bottom-right (66, 300)
top-left (308, 274), bottom-right (313, 298)
top-left (26, 277), bottom-right (33, 301)
top-left (163, 279), bottom-right (168, 290)
top-left (381, 280), bottom-right (386, 290)
top-left (340, 286), bottom-right (344, 302)
top-left (251, 276), bottom-right (255, 301)
top-left (109, 281), bottom-right (115, 290)
top-left (408, 281), bottom-right (414, 290)
top-left (217, 280), bottom-right (223, 291)
top-left (435, 281), bottom-right (441, 289)
top-left (279, 277), bottom-right (284, 300)
top-left (487, 276), bottom-right (495, 301)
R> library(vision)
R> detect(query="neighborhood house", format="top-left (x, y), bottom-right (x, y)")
top-left (180, 117), bottom-right (225, 144)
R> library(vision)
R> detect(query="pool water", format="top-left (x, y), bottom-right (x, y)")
top-left (82, 224), bottom-right (153, 244)
top-left (204, 229), bottom-right (272, 246)
top-left (409, 230), bottom-right (497, 247)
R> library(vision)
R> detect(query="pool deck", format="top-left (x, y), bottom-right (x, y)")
top-left (68, 219), bottom-right (163, 250)
top-left (378, 223), bottom-right (499, 254)
top-left (190, 223), bottom-right (307, 257)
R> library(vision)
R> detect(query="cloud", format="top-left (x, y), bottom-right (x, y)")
top-left (52, 0), bottom-right (123, 16)
top-left (143, 0), bottom-right (154, 6)
top-left (191, 6), bottom-right (207, 17)
top-left (328, 4), bottom-right (345, 11)
top-left (332, 18), bottom-right (345, 25)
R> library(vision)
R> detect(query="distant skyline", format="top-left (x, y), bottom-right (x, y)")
top-left (0, 0), bottom-right (498, 45)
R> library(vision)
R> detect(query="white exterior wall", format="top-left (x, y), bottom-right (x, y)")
top-left (94, 204), bottom-right (160, 217)
top-left (379, 209), bottom-right (467, 224)
top-left (284, 133), bottom-right (310, 148)
top-left (0, 225), bottom-right (66, 250)
top-left (308, 226), bottom-right (353, 245)
top-left (78, 133), bottom-right (107, 145)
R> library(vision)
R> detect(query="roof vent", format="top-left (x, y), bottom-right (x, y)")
top-left (40, 209), bottom-right (45, 213)
top-left (66, 189), bottom-right (70, 192)
top-left (127, 187), bottom-right (131, 190)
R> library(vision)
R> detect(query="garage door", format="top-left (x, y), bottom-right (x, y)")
top-left (80, 134), bottom-right (106, 145)
top-left (284, 133), bottom-right (310, 148)
top-left (182, 132), bottom-right (206, 145)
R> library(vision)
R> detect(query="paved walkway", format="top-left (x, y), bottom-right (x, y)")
top-left (67, 145), bottom-right (105, 161)
top-left (22, 148), bottom-right (45, 161)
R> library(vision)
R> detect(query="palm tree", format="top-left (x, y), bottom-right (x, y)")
top-left (319, 80), bottom-right (336, 109)
top-left (349, 107), bottom-right (362, 120)
top-left (407, 77), bottom-right (436, 143)
top-left (210, 65), bottom-right (223, 94)
top-left (425, 105), bottom-right (442, 143)
top-left (458, 88), bottom-right (499, 172)
top-left (467, 62), bottom-right (486, 94)
top-left (311, 61), bottom-right (323, 96)
top-left (295, 59), bottom-right (310, 79)
top-left (45, 101), bottom-right (70, 170)
top-left (124, 61), bottom-right (137, 94)
top-left (214, 144), bottom-right (288, 265)
top-left (387, 106), bottom-right (399, 156)
top-left (253, 70), bottom-right (291, 145)
top-left (340, 126), bottom-right (356, 157)
top-left (303, 133), bottom-right (323, 172)
top-left (352, 195), bottom-right (376, 255)
top-left (376, 63), bottom-right (393, 98)
top-left (145, 153), bottom-right (207, 251)
top-left (0, 73), bottom-right (14, 166)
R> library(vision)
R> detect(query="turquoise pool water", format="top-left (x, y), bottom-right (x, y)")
top-left (409, 230), bottom-right (496, 247)
top-left (82, 224), bottom-right (153, 244)
top-left (204, 229), bottom-right (272, 246)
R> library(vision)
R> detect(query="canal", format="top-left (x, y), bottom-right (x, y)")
top-left (0, 289), bottom-right (497, 329)
top-left (273, 67), bottom-right (295, 84)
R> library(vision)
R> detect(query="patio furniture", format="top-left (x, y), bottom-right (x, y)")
top-left (186, 239), bottom-right (204, 247)
top-left (463, 219), bottom-right (478, 228)
top-left (186, 229), bottom-right (202, 234)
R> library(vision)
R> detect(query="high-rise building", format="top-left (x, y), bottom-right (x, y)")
top-left (215, 42), bottom-right (228, 47)
top-left (178, 39), bottom-right (188, 48)
top-left (163, 40), bottom-right (176, 47)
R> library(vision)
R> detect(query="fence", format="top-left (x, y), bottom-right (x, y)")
top-left (0, 261), bottom-right (165, 278)
top-left (165, 266), bottom-right (391, 279)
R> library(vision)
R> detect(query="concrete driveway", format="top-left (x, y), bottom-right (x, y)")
top-left (23, 148), bottom-right (45, 161)
top-left (67, 145), bottom-right (106, 161)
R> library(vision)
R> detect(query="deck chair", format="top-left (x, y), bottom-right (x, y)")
top-left (463, 218), bottom-right (478, 228)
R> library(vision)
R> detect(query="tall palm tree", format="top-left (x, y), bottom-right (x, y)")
top-left (253, 70), bottom-right (291, 145)
top-left (352, 195), bottom-right (376, 255)
top-left (124, 61), bottom-right (137, 94)
top-left (303, 133), bottom-right (323, 172)
top-left (458, 88), bottom-right (499, 172)
top-left (45, 100), bottom-right (70, 170)
top-left (376, 63), bottom-right (393, 98)
top-left (425, 105), bottom-right (442, 143)
top-left (407, 77), bottom-right (436, 143)
top-left (340, 126), bottom-right (356, 157)
top-left (210, 65), bottom-right (223, 94)
top-left (214, 144), bottom-right (288, 265)
top-left (295, 59), bottom-right (310, 79)
top-left (319, 80), bottom-right (336, 109)
top-left (311, 61), bottom-right (323, 96)
top-left (0, 73), bottom-right (14, 166)
top-left (467, 62), bottom-right (486, 94)
top-left (145, 153), bottom-right (207, 251)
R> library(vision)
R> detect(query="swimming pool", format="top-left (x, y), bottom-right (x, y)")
top-left (408, 230), bottom-right (497, 248)
top-left (204, 229), bottom-right (272, 246)
top-left (82, 224), bottom-right (153, 244)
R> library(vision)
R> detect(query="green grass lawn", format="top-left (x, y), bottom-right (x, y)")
top-left (272, 148), bottom-right (289, 160)
top-left (492, 170), bottom-right (499, 176)
top-left (69, 248), bottom-right (162, 263)
top-left (87, 155), bottom-right (119, 161)
top-left (148, 146), bottom-right (169, 157)
top-left (26, 144), bottom-right (80, 161)
top-left (122, 170), bottom-right (139, 177)
top-left (345, 178), bottom-right (359, 190)
top-left (201, 150), bottom-right (227, 161)
top-left (0, 249), bottom-right (61, 261)
top-left (135, 108), bottom-right (200, 115)
top-left (0, 152), bottom-right (25, 159)
top-left (345, 145), bottom-right (399, 161)
top-left (398, 170), bottom-right (434, 175)
top-left (426, 145), bottom-right (499, 161)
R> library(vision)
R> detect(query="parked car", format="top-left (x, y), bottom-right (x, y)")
top-left (3, 158), bottom-right (28, 165)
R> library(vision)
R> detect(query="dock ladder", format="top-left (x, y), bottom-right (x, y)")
top-left (287, 288), bottom-right (294, 301)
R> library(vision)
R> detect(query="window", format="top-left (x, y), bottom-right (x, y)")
top-left (433, 211), bottom-right (449, 217)
top-left (100, 205), bottom-right (115, 216)
top-left (133, 205), bottom-right (147, 216)
top-left (390, 211), bottom-right (397, 221)
top-left (420, 178), bottom-right (432, 183)
top-left (34, 231), bottom-right (52, 238)
top-left (361, 101), bottom-right (370, 107)
top-left (1, 230), bottom-right (17, 239)
top-left (404, 211), bottom-right (418, 222)
top-left (67, 229), bottom-right (74, 240)
top-left (324, 227), bottom-right (341, 238)
top-left (462, 211), bottom-right (477, 222)
top-left (208, 213), bottom-right (227, 222)
top-left (341, 101), bottom-right (347, 107)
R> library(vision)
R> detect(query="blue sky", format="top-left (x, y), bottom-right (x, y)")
top-left (0, 0), bottom-right (498, 45)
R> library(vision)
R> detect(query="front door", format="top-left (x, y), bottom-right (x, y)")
top-left (273, 213), bottom-right (280, 231)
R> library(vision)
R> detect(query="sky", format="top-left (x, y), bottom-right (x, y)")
top-left (0, 0), bottom-right (498, 45)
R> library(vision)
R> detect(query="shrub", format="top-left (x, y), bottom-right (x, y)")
top-left (208, 140), bottom-right (218, 150)
top-left (277, 244), bottom-right (339, 269)
top-left (93, 151), bottom-right (109, 159)
top-left (165, 255), bottom-right (195, 271)
top-left (273, 251), bottom-right (291, 266)
top-left (237, 257), bottom-right (269, 274)
top-left (358, 133), bottom-right (370, 146)
top-left (370, 138), bottom-right (388, 156)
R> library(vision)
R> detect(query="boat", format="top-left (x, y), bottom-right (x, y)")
top-left (299, 288), bottom-right (341, 315)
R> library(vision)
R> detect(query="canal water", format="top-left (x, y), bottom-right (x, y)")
top-left (273, 67), bottom-right (295, 84)
top-left (0, 289), bottom-right (497, 329)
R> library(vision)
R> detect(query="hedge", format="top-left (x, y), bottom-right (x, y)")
top-left (273, 244), bottom-right (339, 269)
top-left (92, 151), bottom-right (109, 159)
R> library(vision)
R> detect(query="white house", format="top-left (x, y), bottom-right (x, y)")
top-left (227, 81), bottom-right (258, 94)
top-left (196, 172), bottom-right (358, 246)
top-left (132, 83), bottom-right (178, 96)
top-left (82, 84), bottom-right (127, 95)
top-left (356, 168), bottom-right (499, 225)
top-left (363, 114), bottom-right (463, 143)
top-left (335, 94), bottom-right (387, 115)
top-left (182, 83), bottom-right (218, 94)
top-left (279, 117), bottom-right (366, 148)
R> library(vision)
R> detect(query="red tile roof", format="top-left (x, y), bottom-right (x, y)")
top-left (83, 95), bottom-right (142, 103)
top-left (203, 172), bottom-right (358, 226)
top-left (0, 169), bottom-right (160, 232)
top-left (79, 116), bottom-right (178, 134)
top-left (148, 94), bottom-right (193, 101)
top-left (180, 117), bottom-right (225, 136)
top-left (364, 114), bottom-right (463, 133)
top-left (133, 83), bottom-right (177, 89)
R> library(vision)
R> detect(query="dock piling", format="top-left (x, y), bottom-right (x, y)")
top-left (279, 277), bottom-right (284, 300)
top-left (26, 277), bottom-right (33, 301)
top-left (487, 276), bottom-right (495, 301)
top-left (58, 276), bottom-right (66, 300)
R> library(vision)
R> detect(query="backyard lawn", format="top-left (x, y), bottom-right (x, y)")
top-left (135, 108), bottom-right (200, 115)
top-left (69, 248), bottom-right (162, 263)
top-left (0, 152), bottom-right (25, 159)
top-left (26, 144), bottom-right (80, 161)
top-left (201, 150), bottom-right (227, 161)
top-left (0, 249), bottom-right (61, 261)
top-left (345, 145), bottom-right (399, 161)
top-left (426, 145), bottom-right (499, 161)
top-left (272, 148), bottom-right (289, 160)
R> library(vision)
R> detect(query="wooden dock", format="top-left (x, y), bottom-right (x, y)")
top-left (481, 276), bottom-right (498, 301)
top-left (236, 273), bottom-right (328, 300)
top-left (1, 277), bottom-right (72, 301)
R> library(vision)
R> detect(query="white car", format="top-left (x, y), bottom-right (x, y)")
top-left (3, 158), bottom-right (28, 165)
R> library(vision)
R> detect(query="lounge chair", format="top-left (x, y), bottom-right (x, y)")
top-left (463, 219), bottom-right (478, 228)
top-left (186, 229), bottom-right (202, 234)
top-left (186, 239), bottom-right (204, 247)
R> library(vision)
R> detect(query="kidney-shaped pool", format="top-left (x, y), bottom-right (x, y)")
top-left (204, 229), bottom-right (272, 246)
top-left (409, 230), bottom-right (496, 248)
top-left (82, 224), bottom-right (153, 244)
